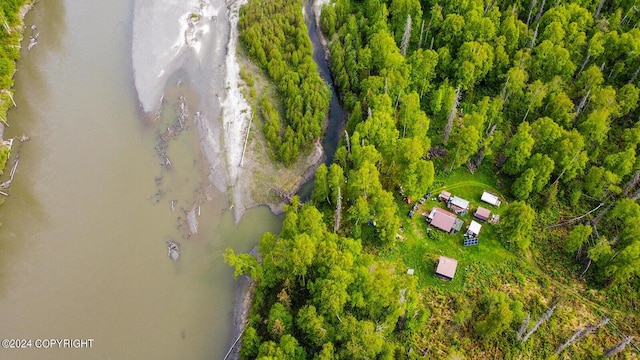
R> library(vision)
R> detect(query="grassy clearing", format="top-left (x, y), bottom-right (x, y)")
top-left (370, 166), bottom-right (639, 358)
top-left (380, 166), bottom-right (515, 291)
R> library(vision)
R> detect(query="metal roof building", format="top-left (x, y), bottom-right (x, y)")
top-left (474, 206), bottom-right (491, 221)
top-left (467, 220), bottom-right (482, 237)
top-left (481, 191), bottom-right (501, 206)
top-left (436, 256), bottom-right (458, 280)
top-left (448, 196), bottom-right (470, 213)
top-left (428, 207), bottom-right (457, 233)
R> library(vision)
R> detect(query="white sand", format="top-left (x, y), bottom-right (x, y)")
top-left (133, 0), bottom-right (326, 221)
top-left (221, 0), bottom-right (253, 218)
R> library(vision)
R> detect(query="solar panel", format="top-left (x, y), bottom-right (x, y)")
top-left (464, 238), bottom-right (479, 246)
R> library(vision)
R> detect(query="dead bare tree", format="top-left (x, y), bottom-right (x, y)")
top-left (620, 4), bottom-right (639, 27)
top-left (533, 0), bottom-right (546, 23)
top-left (630, 62), bottom-right (640, 84)
top-left (0, 157), bottom-right (19, 189)
top-left (603, 336), bottom-right (634, 358)
top-left (552, 151), bottom-right (582, 186)
top-left (423, 21), bottom-right (432, 49)
top-left (239, 114), bottom-right (253, 167)
top-left (576, 53), bottom-right (591, 78)
top-left (555, 317), bottom-right (609, 355)
top-left (516, 314), bottom-right (531, 341)
top-left (521, 304), bottom-right (557, 343)
top-left (1, 89), bottom-right (16, 108)
top-left (334, 186), bottom-right (342, 233)
top-left (526, 0), bottom-right (537, 26)
top-left (594, 0), bottom-right (606, 19)
top-left (417, 20), bottom-right (425, 49)
top-left (344, 129), bottom-right (351, 154)
top-left (590, 203), bottom-right (613, 228)
top-left (466, 146), bottom-right (486, 174)
top-left (0, 13), bottom-right (10, 33)
top-left (545, 203), bottom-right (605, 229)
top-left (622, 169), bottom-right (640, 197)
top-left (573, 89), bottom-right (591, 122)
top-left (401, 15), bottom-right (412, 57)
top-left (483, 0), bottom-right (495, 15)
top-left (443, 87), bottom-right (461, 145)
top-left (530, 23), bottom-right (540, 49)
top-left (579, 258), bottom-right (592, 279)
top-left (501, 76), bottom-right (510, 102)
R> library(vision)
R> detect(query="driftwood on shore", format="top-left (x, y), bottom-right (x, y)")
top-left (185, 203), bottom-right (199, 235)
top-left (226, 246), bottom-right (260, 360)
top-left (0, 140), bottom-right (20, 190)
top-left (223, 327), bottom-right (246, 360)
top-left (269, 184), bottom-right (293, 203)
top-left (239, 113), bottom-right (252, 167)
top-left (25, 24), bottom-right (39, 51)
top-left (167, 240), bottom-right (180, 261)
top-left (154, 96), bottom-right (190, 170)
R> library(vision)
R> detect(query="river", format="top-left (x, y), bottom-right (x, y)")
top-left (0, 0), bottom-right (281, 359)
top-left (296, 0), bottom-right (346, 200)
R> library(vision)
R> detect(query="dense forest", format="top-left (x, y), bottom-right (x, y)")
top-left (0, 0), bottom-right (28, 175)
top-left (239, 0), bottom-right (331, 165)
top-left (228, 0), bottom-right (640, 358)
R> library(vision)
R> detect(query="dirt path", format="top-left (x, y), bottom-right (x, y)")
top-left (431, 180), bottom-right (500, 194)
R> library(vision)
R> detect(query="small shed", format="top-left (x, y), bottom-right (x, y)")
top-left (481, 191), bottom-right (501, 207)
top-left (438, 190), bottom-right (451, 202)
top-left (467, 220), bottom-right (482, 237)
top-left (474, 206), bottom-right (491, 221)
top-left (436, 256), bottom-right (458, 280)
top-left (448, 196), bottom-right (470, 213)
top-left (427, 207), bottom-right (457, 233)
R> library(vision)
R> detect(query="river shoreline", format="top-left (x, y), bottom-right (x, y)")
top-left (221, 0), bottom-right (326, 219)
top-left (226, 0), bottom-right (337, 357)
top-left (0, 1), bottom-right (33, 146)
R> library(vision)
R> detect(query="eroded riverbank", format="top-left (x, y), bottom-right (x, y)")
top-left (226, 0), bottom-right (345, 357)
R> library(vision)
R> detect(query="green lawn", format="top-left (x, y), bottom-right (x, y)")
top-left (381, 166), bottom-right (522, 293)
top-left (430, 164), bottom-right (503, 203)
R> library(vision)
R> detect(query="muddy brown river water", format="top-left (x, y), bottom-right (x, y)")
top-left (0, 1), bottom-right (281, 359)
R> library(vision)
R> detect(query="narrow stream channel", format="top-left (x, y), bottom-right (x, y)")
top-left (298, 0), bottom-right (346, 199)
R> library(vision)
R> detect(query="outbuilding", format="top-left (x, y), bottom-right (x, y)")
top-left (474, 206), bottom-right (491, 221)
top-left (466, 220), bottom-right (482, 237)
top-left (481, 191), bottom-right (501, 206)
top-left (436, 256), bottom-right (458, 280)
top-left (448, 196), bottom-right (470, 214)
top-left (438, 190), bottom-right (451, 202)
